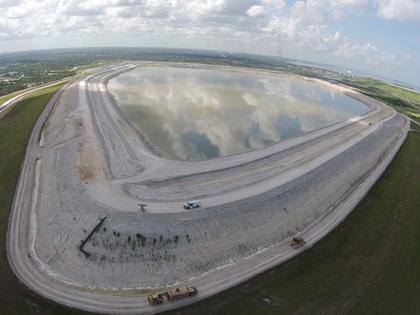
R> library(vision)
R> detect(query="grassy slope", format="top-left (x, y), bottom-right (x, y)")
top-left (412, 122), bottom-right (420, 132)
top-left (0, 84), bottom-right (84, 315)
top-left (0, 92), bottom-right (20, 107)
top-left (0, 80), bottom-right (70, 107)
top-left (341, 77), bottom-right (420, 123)
top-left (170, 129), bottom-right (420, 315)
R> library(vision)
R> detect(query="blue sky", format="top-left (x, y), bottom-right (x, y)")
top-left (0, 0), bottom-right (419, 86)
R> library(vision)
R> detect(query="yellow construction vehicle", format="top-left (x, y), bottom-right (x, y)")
top-left (290, 236), bottom-right (306, 249)
top-left (147, 286), bottom-right (198, 305)
top-left (147, 292), bottom-right (165, 305)
top-left (167, 286), bottom-right (198, 300)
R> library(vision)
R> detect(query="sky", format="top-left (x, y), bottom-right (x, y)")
top-left (0, 0), bottom-right (419, 86)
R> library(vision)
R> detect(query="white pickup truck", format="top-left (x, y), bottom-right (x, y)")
top-left (183, 200), bottom-right (201, 209)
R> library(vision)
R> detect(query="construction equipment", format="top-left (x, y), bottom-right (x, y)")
top-left (167, 286), bottom-right (198, 300)
top-left (147, 293), bottom-right (165, 305)
top-left (290, 236), bottom-right (306, 249)
top-left (147, 286), bottom-right (198, 305)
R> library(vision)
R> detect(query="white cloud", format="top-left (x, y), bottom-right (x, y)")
top-left (290, 0), bottom-right (370, 22)
top-left (262, 0), bottom-right (346, 52)
top-left (376, 0), bottom-right (420, 23)
top-left (0, 0), bottom-right (22, 8)
top-left (335, 41), bottom-right (397, 65)
top-left (0, 0), bottom-right (410, 68)
top-left (261, 0), bottom-right (400, 66)
top-left (247, 5), bottom-right (265, 17)
top-left (0, 17), bottom-right (33, 40)
top-left (5, 1), bottom-right (38, 18)
top-left (403, 53), bottom-right (412, 60)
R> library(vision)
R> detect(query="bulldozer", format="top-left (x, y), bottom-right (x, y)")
top-left (290, 236), bottom-right (306, 249)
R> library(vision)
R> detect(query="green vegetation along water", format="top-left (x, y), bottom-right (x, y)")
top-left (109, 66), bottom-right (369, 160)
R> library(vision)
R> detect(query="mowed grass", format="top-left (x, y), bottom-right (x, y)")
top-left (0, 83), bottom-right (85, 315)
top-left (0, 87), bottom-right (48, 107)
top-left (170, 130), bottom-right (420, 315)
top-left (341, 77), bottom-right (420, 122)
top-left (0, 84), bottom-right (62, 221)
top-left (411, 121), bottom-right (420, 133)
top-left (0, 92), bottom-right (19, 107)
top-left (350, 77), bottom-right (420, 104)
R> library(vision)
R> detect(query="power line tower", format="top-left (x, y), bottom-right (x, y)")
top-left (276, 46), bottom-right (283, 60)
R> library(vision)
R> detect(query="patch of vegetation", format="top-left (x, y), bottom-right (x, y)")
top-left (77, 160), bottom-right (95, 181)
top-left (0, 83), bottom-right (63, 220)
top-left (411, 121), bottom-right (420, 132)
top-left (0, 93), bottom-right (16, 106)
top-left (340, 77), bottom-right (420, 120)
top-left (0, 62), bottom-right (74, 96)
top-left (0, 47), bottom-right (340, 98)
top-left (169, 131), bottom-right (420, 315)
top-left (0, 83), bottom-right (86, 315)
top-left (0, 49), bottom-right (113, 97)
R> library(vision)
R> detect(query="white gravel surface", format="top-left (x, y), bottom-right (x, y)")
top-left (7, 63), bottom-right (409, 314)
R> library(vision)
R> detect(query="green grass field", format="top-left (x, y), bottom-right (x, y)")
top-left (0, 84), bottom-right (63, 220)
top-left (341, 77), bottom-right (420, 123)
top-left (171, 128), bottom-right (420, 315)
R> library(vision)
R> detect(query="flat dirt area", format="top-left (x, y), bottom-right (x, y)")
top-left (6, 63), bottom-right (409, 314)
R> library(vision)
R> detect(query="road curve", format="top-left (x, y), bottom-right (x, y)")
top-left (6, 63), bottom-right (409, 314)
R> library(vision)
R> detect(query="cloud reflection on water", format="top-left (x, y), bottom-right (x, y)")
top-left (108, 67), bottom-right (368, 160)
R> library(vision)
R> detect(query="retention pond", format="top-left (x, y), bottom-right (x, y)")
top-left (108, 66), bottom-right (369, 160)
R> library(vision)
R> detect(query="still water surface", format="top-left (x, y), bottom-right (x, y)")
top-left (108, 66), bottom-right (368, 160)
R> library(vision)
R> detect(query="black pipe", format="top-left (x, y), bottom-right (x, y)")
top-left (79, 216), bottom-right (107, 257)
